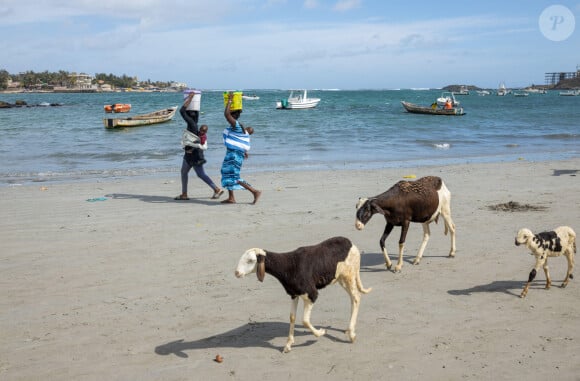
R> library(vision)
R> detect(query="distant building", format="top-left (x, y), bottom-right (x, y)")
top-left (70, 72), bottom-right (97, 90)
top-left (545, 64), bottom-right (580, 86)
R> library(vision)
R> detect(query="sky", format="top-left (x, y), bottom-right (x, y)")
top-left (1, 0), bottom-right (579, 90)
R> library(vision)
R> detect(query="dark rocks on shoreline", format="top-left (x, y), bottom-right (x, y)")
top-left (0, 100), bottom-right (63, 108)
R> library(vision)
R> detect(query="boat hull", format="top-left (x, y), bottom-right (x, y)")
top-left (103, 106), bottom-right (177, 128)
top-left (401, 101), bottom-right (465, 116)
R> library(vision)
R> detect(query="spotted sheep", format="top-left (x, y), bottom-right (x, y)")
top-left (234, 236), bottom-right (371, 353)
top-left (355, 176), bottom-right (456, 272)
top-left (515, 226), bottom-right (576, 298)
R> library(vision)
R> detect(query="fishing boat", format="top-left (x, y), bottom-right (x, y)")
top-left (104, 103), bottom-right (131, 113)
top-left (401, 101), bottom-right (465, 116)
top-left (276, 89), bottom-right (320, 109)
top-left (103, 106), bottom-right (177, 129)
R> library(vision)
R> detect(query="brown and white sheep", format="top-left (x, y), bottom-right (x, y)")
top-left (355, 176), bottom-right (456, 272)
top-left (234, 236), bottom-right (372, 353)
top-left (515, 226), bottom-right (576, 298)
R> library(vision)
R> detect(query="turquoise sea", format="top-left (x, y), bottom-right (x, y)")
top-left (0, 89), bottom-right (578, 185)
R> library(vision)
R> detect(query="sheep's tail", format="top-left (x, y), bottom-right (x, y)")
top-left (356, 272), bottom-right (372, 294)
top-left (351, 244), bottom-right (372, 294)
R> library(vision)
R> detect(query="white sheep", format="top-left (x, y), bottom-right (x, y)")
top-left (515, 226), bottom-right (576, 298)
top-left (235, 236), bottom-right (372, 353)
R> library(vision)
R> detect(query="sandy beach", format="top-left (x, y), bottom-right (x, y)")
top-left (1, 158), bottom-right (579, 380)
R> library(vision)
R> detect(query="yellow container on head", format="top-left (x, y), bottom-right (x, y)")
top-left (223, 91), bottom-right (243, 111)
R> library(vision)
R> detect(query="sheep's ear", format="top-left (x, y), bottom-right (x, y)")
top-left (371, 201), bottom-right (386, 215)
top-left (256, 255), bottom-right (266, 282)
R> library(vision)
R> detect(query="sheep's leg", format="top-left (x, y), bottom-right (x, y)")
top-left (283, 297), bottom-right (300, 353)
top-left (521, 257), bottom-right (545, 298)
top-left (338, 275), bottom-right (361, 343)
top-left (441, 209), bottom-right (456, 257)
top-left (521, 268), bottom-right (537, 298)
top-left (380, 223), bottom-right (395, 269)
top-left (413, 223), bottom-right (431, 265)
top-left (394, 222), bottom-right (410, 272)
top-left (543, 260), bottom-right (552, 290)
top-left (561, 251), bottom-right (574, 288)
top-left (301, 296), bottom-right (326, 338)
top-left (345, 288), bottom-right (360, 343)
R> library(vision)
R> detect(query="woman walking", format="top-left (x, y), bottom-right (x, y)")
top-left (220, 92), bottom-right (261, 204)
top-left (175, 93), bottom-right (223, 200)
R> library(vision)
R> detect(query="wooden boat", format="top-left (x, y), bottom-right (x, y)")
top-left (401, 101), bottom-right (465, 116)
top-left (103, 106), bottom-right (177, 128)
top-left (104, 103), bottom-right (131, 113)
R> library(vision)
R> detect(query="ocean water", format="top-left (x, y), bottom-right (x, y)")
top-left (0, 89), bottom-right (578, 185)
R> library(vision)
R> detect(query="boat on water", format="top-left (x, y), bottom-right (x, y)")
top-left (401, 101), bottom-right (465, 116)
top-left (455, 86), bottom-right (470, 95)
top-left (242, 94), bottom-right (260, 100)
top-left (436, 91), bottom-right (460, 107)
top-left (513, 91), bottom-right (529, 97)
top-left (497, 82), bottom-right (510, 96)
top-left (476, 90), bottom-right (491, 96)
top-left (104, 103), bottom-right (131, 113)
top-left (103, 106), bottom-right (177, 129)
top-left (559, 90), bottom-right (579, 96)
top-left (276, 89), bottom-right (320, 109)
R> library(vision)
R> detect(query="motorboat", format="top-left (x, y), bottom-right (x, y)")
top-left (476, 90), bottom-right (491, 96)
top-left (513, 91), bottom-right (529, 97)
top-left (276, 89), bottom-right (320, 109)
top-left (559, 90), bottom-right (579, 96)
top-left (436, 91), bottom-right (459, 107)
top-left (242, 94), bottom-right (260, 100)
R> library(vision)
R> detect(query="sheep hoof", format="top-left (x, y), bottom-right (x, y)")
top-left (561, 283), bottom-right (568, 288)
top-left (313, 328), bottom-right (326, 337)
top-left (412, 259), bottom-right (420, 265)
top-left (385, 263), bottom-right (392, 270)
top-left (345, 330), bottom-right (356, 343)
top-left (283, 345), bottom-right (292, 353)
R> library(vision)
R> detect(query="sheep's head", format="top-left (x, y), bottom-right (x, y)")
top-left (515, 228), bottom-right (533, 246)
top-left (235, 248), bottom-right (267, 281)
top-left (355, 198), bottom-right (384, 230)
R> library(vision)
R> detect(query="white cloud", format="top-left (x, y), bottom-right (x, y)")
top-left (333, 0), bottom-right (361, 12)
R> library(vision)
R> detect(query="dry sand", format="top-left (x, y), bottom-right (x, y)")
top-left (1, 159), bottom-right (579, 380)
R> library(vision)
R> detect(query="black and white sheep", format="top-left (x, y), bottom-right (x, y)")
top-left (515, 226), bottom-right (576, 298)
top-left (355, 176), bottom-right (456, 272)
top-left (234, 236), bottom-right (372, 353)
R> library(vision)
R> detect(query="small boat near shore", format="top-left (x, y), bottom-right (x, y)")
top-left (401, 101), bottom-right (465, 116)
top-left (276, 89), bottom-right (320, 109)
top-left (104, 103), bottom-right (131, 113)
top-left (103, 106), bottom-right (177, 128)
top-left (559, 90), bottom-right (579, 96)
top-left (242, 94), bottom-right (260, 100)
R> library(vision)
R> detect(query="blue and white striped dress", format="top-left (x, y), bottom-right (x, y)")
top-left (220, 121), bottom-right (251, 190)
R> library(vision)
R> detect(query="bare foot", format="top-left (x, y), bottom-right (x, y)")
top-left (252, 190), bottom-right (262, 205)
top-left (221, 199), bottom-right (236, 204)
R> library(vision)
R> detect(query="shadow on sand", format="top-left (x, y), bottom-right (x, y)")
top-left (106, 193), bottom-right (217, 205)
top-left (154, 321), bottom-right (350, 357)
top-left (447, 280), bottom-right (533, 297)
